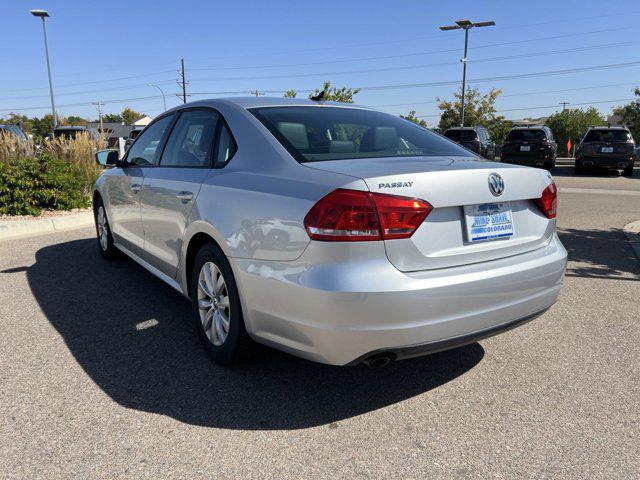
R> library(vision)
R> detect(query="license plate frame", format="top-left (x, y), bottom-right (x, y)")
top-left (601, 146), bottom-right (614, 153)
top-left (520, 145), bottom-right (531, 152)
top-left (464, 202), bottom-right (515, 242)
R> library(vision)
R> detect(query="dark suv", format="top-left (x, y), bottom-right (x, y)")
top-left (575, 126), bottom-right (635, 177)
top-left (444, 126), bottom-right (495, 159)
top-left (500, 125), bottom-right (557, 169)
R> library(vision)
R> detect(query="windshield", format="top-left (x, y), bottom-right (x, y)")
top-left (505, 129), bottom-right (546, 142)
top-left (583, 129), bottom-right (631, 142)
top-left (250, 106), bottom-right (473, 162)
top-left (444, 129), bottom-right (478, 141)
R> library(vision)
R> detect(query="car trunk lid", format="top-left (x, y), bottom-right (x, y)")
top-left (306, 156), bottom-right (555, 271)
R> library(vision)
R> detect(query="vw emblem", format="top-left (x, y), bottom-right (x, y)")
top-left (488, 173), bottom-right (504, 197)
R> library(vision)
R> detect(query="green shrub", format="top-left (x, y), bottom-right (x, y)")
top-left (0, 155), bottom-right (92, 216)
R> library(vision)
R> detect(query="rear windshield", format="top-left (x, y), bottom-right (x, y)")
top-left (583, 129), bottom-right (631, 143)
top-left (444, 129), bottom-right (478, 141)
top-left (505, 129), bottom-right (546, 142)
top-left (250, 106), bottom-right (473, 162)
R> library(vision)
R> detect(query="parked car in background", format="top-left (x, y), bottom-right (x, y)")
top-left (124, 126), bottom-right (144, 151)
top-left (92, 97), bottom-right (566, 367)
top-left (0, 123), bottom-right (28, 142)
top-left (444, 126), bottom-right (496, 159)
top-left (501, 125), bottom-right (557, 169)
top-left (575, 126), bottom-right (635, 177)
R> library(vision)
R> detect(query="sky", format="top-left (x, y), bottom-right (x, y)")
top-left (1, 0), bottom-right (639, 124)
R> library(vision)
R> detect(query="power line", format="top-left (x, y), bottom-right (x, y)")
top-left (2, 62), bottom-right (638, 114)
top-left (368, 82), bottom-right (640, 108)
top-left (187, 26), bottom-right (637, 72)
top-left (187, 41), bottom-right (639, 83)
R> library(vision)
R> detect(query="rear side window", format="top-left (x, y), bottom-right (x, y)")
top-left (127, 115), bottom-right (174, 166)
top-left (160, 110), bottom-right (219, 167)
top-left (251, 106), bottom-right (473, 162)
top-left (214, 123), bottom-right (237, 167)
top-left (583, 130), bottom-right (631, 143)
top-left (444, 129), bottom-right (478, 141)
top-left (505, 129), bottom-right (546, 142)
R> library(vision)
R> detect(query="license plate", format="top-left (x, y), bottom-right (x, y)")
top-left (602, 147), bottom-right (614, 153)
top-left (464, 203), bottom-right (515, 242)
top-left (520, 145), bottom-right (531, 152)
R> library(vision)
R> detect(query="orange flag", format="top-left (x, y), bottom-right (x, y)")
top-left (567, 138), bottom-right (572, 154)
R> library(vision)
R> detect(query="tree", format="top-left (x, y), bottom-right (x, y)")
top-left (121, 108), bottom-right (144, 125)
top-left (400, 110), bottom-right (427, 128)
top-left (309, 81), bottom-right (360, 103)
top-left (63, 116), bottom-right (87, 127)
top-left (612, 87), bottom-right (640, 143)
top-left (545, 107), bottom-right (605, 156)
top-left (437, 87), bottom-right (511, 143)
top-left (103, 113), bottom-right (124, 123)
top-left (283, 90), bottom-right (297, 98)
top-left (30, 114), bottom-right (54, 139)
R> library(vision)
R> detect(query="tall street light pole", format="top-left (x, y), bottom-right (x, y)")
top-left (30, 9), bottom-right (57, 129)
top-left (148, 83), bottom-right (167, 111)
top-left (439, 19), bottom-right (495, 127)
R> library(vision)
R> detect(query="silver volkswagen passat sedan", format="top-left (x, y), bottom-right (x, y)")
top-left (93, 97), bottom-right (567, 367)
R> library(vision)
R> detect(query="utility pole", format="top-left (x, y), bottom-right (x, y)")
top-left (176, 58), bottom-right (188, 104)
top-left (439, 19), bottom-right (495, 127)
top-left (559, 101), bottom-right (570, 112)
top-left (92, 101), bottom-right (104, 134)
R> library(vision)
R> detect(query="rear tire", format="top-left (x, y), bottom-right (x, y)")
top-left (574, 162), bottom-right (584, 175)
top-left (190, 243), bottom-right (253, 365)
top-left (623, 165), bottom-right (634, 178)
top-left (94, 198), bottom-right (120, 260)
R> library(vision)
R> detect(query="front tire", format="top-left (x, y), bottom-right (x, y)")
top-left (190, 243), bottom-right (252, 365)
top-left (94, 198), bottom-right (120, 260)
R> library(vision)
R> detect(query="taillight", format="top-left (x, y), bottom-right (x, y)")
top-left (534, 182), bottom-right (558, 219)
top-left (304, 189), bottom-right (432, 241)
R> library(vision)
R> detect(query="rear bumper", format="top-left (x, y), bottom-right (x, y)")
top-left (578, 156), bottom-right (633, 169)
top-left (502, 155), bottom-right (548, 165)
top-left (232, 234), bottom-right (567, 366)
top-left (347, 307), bottom-right (548, 365)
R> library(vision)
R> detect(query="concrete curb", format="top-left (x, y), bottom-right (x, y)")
top-left (0, 211), bottom-right (94, 242)
top-left (623, 220), bottom-right (640, 261)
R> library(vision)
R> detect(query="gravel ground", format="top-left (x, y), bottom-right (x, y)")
top-left (0, 167), bottom-right (638, 479)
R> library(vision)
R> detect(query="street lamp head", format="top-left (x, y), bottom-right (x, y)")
top-left (30, 9), bottom-right (50, 18)
top-left (455, 19), bottom-right (473, 28)
top-left (473, 20), bottom-right (496, 28)
top-left (439, 24), bottom-right (461, 31)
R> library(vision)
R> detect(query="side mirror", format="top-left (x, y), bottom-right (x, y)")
top-left (95, 149), bottom-right (119, 167)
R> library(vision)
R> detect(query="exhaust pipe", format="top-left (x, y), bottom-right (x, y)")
top-left (363, 353), bottom-right (395, 368)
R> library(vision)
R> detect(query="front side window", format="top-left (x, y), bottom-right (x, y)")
top-left (126, 115), bottom-right (174, 166)
top-left (160, 110), bottom-right (219, 167)
top-left (251, 106), bottom-right (473, 162)
top-left (583, 129), bottom-right (631, 143)
top-left (505, 129), bottom-right (546, 142)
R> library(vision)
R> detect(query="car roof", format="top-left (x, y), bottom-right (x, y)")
top-left (165, 96), bottom-right (375, 112)
top-left (510, 125), bottom-right (547, 130)
top-left (445, 126), bottom-right (482, 130)
top-left (587, 125), bottom-right (629, 130)
top-left (54, 126), bottom-right (86, 131)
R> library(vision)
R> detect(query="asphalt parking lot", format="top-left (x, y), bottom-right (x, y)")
top-left (1, 166), bottom-right (639, 479)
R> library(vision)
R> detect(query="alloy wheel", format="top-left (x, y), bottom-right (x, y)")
top-left (197, 261), bottom-right (231, 346)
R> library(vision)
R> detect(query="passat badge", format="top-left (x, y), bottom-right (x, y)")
top-left (378, 181), bottom-right (413, 189)
top-left (488, 173), bottom-right (504, 197)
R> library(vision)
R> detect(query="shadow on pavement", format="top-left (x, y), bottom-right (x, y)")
top-left (23, 238), bottom-right (483, 430)
top-left (558, 227), bottom-right (640, 281)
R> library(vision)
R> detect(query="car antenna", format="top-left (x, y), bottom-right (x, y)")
top-left (310, 90), bottom-right (326, 102)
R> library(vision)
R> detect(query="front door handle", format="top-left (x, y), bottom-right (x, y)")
top-left (130, 183), bottom-right (142, 193)
top-left (176, 191), bottom-right (193, 201)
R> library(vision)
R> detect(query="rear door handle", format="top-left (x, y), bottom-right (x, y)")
top-left (130, 183), bottom-right (142, 193)
top-left (176, 191), bottom-right (193, 201)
